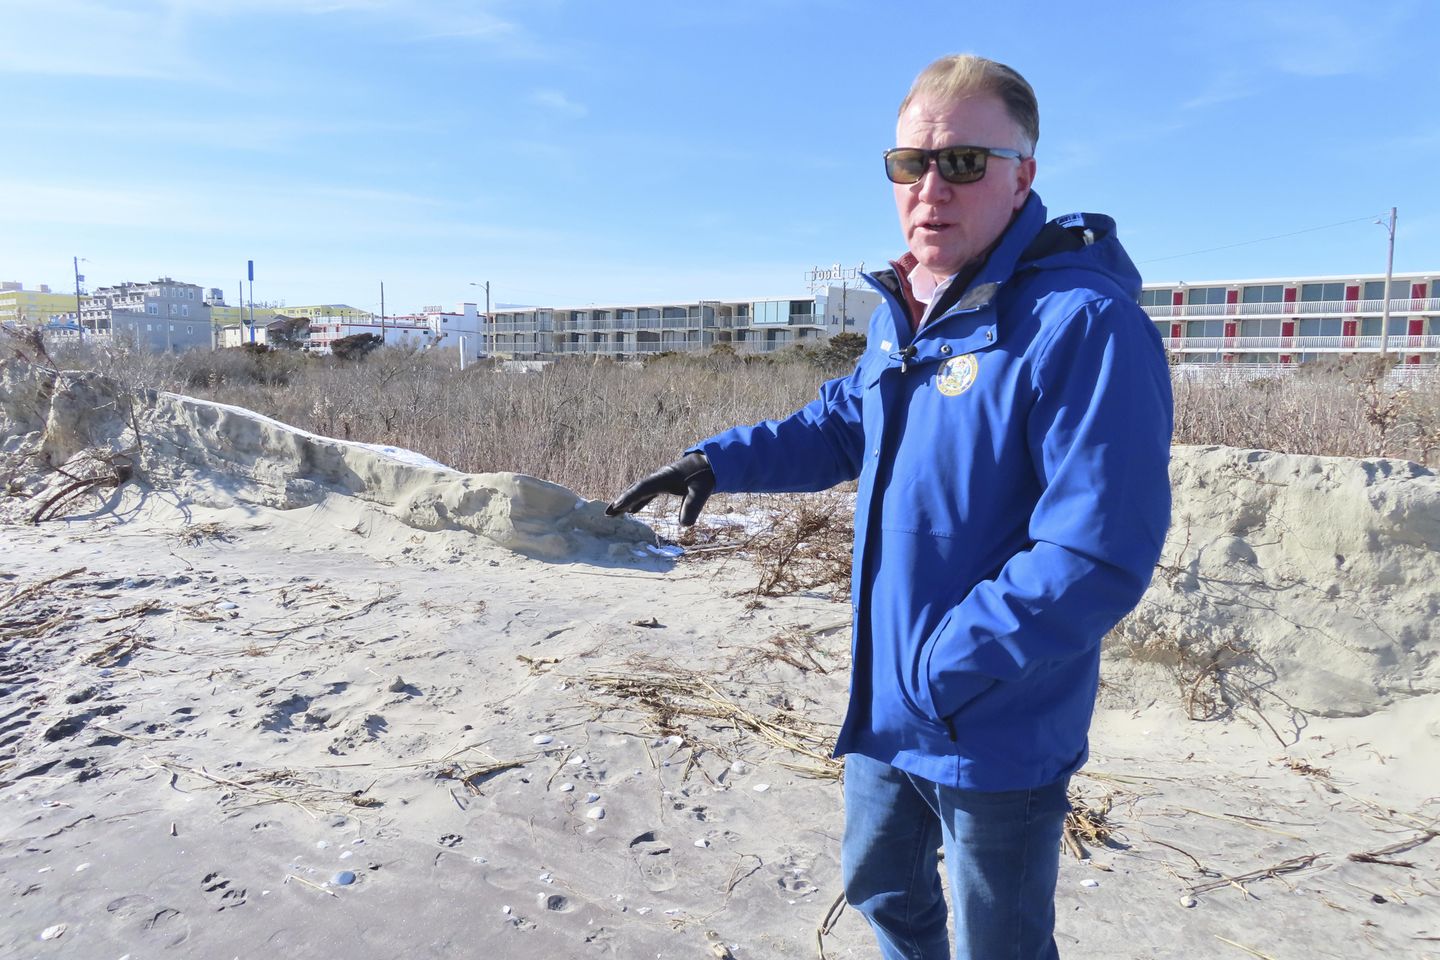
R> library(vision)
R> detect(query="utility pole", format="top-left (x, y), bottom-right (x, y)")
top-left (470, 281), bottom-right (490, 356)
top-left (247, 260), bottom-right (255, 344)
top-left (380, 281), bottom-right (386, 343)
top-left (1378, 207), bottom-right (1397, 358)
top-left (72, 256), bottom-right (86, 341)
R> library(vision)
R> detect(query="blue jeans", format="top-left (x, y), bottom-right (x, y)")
top-left (841, 753), bottom-right (1070, 960)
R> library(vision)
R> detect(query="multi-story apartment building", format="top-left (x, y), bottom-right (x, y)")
top-left (82, 277), bottom-right (213, 352)
top-left (307, 315), bottom-right (432, 354)
top-left (0, 283), bottom-right (78, 326)
top-left (1142, 271), bottom-right (1438, 366)
top-left (489, 285), bottom-right (880, 360)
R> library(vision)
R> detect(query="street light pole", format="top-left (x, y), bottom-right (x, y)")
top-left (1377, 207), bottom-right (1397, 358)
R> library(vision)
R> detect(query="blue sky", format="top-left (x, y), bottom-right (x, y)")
top-left (1, 0), bottom-right (1434, 314)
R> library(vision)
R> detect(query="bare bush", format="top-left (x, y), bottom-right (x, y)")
top-left (1172, 357), bottom-right (1440, 464)
top-left (40, 342), bottom-right (1440, 496)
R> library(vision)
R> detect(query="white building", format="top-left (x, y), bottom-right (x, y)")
top-left (417, 302), bottom-right (485, 363)
top-left (307, 315), bottom-right (434, 354)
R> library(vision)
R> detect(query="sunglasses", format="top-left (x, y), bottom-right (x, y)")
top-left (883, 145), bottom-right (1027, 185)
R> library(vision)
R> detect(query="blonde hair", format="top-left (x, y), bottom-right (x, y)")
top-left (899, 54), bottom-right (1039, 156)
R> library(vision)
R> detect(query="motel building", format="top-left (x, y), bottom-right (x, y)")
top-left (487, 284), bottom-right (882, 361)
top-left (1141, 271), bottom-right (1439, 368)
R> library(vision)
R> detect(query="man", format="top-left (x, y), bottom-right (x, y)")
top-left (608, 54), bottom-right (1172, 959)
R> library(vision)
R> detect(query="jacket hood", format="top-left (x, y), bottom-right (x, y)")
top-left (1013, 199), bottom-right (1143, 301)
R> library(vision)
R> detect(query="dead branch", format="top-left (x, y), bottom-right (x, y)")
top-left (1347, 830), bottom-right (1437, 868)
top-left (0, 567), bottom-right (87, 611)
top-left (1187, 853), bottom-right (1324, 896)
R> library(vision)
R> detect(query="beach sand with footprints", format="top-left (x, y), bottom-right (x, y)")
top-left (2, 359), bottom-right (1438, 958)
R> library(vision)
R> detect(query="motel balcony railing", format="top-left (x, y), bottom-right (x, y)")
top-left (1144, 297), bottom-right (1440, 319)
top-left (1162, 334), bottom-right (1440, 353)
top-left (549, 337), bottom-right (805, 357)
top-left (547, 313), bottom-right (820, 333)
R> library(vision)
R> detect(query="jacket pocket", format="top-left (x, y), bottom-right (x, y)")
top-left (917, 612), bottom-right (997, 724)
top-left (906, 608), bottom-right (954, 722)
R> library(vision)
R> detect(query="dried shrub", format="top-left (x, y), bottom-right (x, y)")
top-left (745, 496), bottom-right (854, 599)
top-left (1172, 359), bottom-right (1440, 464)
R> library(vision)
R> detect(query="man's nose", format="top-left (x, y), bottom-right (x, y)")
top-left (915, 164), bottom-right (952, 202)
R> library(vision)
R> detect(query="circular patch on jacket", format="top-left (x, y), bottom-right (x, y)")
top-left (935, 354), bottom-right (978, 396)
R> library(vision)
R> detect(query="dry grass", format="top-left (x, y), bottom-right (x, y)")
top-left (1172, 356), bottom-right (1440, 464)
top-left (47, 342), bottom-right (1440, 503)
top-left (44, 343), bottom-right (844, 502)
top-left (581, 657), bottom-right (842, 779)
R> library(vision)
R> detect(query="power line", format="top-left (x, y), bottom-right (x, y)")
top-left (1138, 214), bottom-right (1381, 265)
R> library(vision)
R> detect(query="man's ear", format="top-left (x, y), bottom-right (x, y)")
top-left (1014, 156), bottom-right (1037, 209)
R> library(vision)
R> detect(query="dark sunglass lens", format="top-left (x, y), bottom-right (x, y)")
top-left (936, 148), bottom-right (986, 183)
top-left (886, 149), bottom-right (927, 183)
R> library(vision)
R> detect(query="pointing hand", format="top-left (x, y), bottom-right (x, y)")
top-left (605, 452), bottom-right (715, 526)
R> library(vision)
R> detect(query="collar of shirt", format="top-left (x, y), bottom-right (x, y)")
top-left (907, 263), bottom-right (957, 329)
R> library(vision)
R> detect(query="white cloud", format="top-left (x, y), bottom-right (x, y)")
top-left (0, 0), bottom-right (535, 79)
top-left (1181, 69), bottom-right (1255, 111)
top-left (528, 89), bottom-right (588, 119)
top-left (0, 0), bottom-right (199, 79)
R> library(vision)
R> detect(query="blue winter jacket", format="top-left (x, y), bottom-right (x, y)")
top-left (697, 193), bottom-right (1173, 790)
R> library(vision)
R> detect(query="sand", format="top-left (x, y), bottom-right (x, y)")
top-left (1, 360), bottom-right (1438, 959)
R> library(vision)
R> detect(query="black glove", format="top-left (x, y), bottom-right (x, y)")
top-left (606, 452), bottom-right (715, 526)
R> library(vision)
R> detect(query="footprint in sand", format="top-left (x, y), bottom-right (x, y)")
top-left (628, 831), bottom-right (676, 892)
top-left (200, 871), bottom-right (247, 910)
top-left (774, 853), bottom-right (818, 898)
top-left (537, 892), bottom-right (575, 913)
top-left (106, 894), bottom-right (190, 947)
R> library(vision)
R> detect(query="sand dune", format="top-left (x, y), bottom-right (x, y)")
top-left (1, 359), bottom-right (1437, 959)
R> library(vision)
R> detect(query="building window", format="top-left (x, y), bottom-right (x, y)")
top-left (1362, 280), bottom-right (1411, 301)
top-left (181, 305), bottom-right (189, 317)
top-left (1240, 284), bottom-right (1283, 304)
top-left (753, 301), bottom-right (790, 324)
top-left (1240, 319), bottom-right (1283, 337)
top-left (147, 304), bottom-right (158, 315)
top-left (1139, 289), bottom-right (1172, 307)
top-left (1360, 316), bottom-right (1409, 336)
top-left (187, 325), bottom-right (194, 334)
top-left (1298, 318), bottom-right (1343, 337)
top-left (1186, 287), bottom-right (1228, 306)
top-left (1299, 282), bottom-right (1344, 302)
